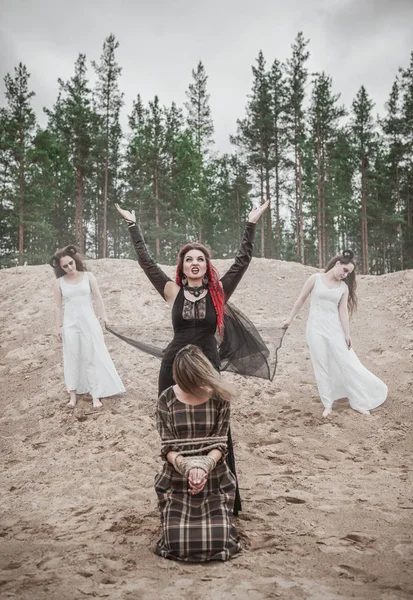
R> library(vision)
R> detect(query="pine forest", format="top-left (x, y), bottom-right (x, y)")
top-left (1, 32), bottom-right (413, 274)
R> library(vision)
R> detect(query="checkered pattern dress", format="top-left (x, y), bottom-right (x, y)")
top-left (155, 386), bottom-right (241, 562)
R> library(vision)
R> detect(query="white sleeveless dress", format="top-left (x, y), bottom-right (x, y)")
top-left (60, 272), bottom-right (125, 398)
top-left (305, 274), bottom-right (387, 412)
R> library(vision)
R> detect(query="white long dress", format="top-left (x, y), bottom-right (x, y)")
top-left (60, 272), bottom-right (125, 398)
top-left (305, 274), bottom-right (387, 412)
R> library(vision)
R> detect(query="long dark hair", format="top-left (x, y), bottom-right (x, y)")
top-left (173, 345), bottom-right (231, 401)
top-left (49, 245), bottom-right (87, 278)
top-left (175, 242), bottom-right (225, 335)
top-left (325, 249), bottom-right (357, 314)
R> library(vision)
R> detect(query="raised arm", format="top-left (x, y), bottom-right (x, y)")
top-left (88, 272), bottom-right (108, 326)
top-left (282, 274), bottom-right (316, 328)
top-left (220, 200), bottom-right (269, 301)
top-left (54, 280), bottom-right (63, 342)
top-left (115, 204), bottom-right (175, 301)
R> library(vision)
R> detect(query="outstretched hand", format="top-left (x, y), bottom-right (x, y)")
top-left (115, 203), bottom-right (136, 224)
top-left (248, 200), bottom-right (270, 224)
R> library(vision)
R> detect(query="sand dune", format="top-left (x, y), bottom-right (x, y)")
top-left (0, 258), bottom-right (412, 600)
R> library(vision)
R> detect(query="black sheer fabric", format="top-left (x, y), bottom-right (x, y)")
top-left (106, 325), bottom-right (164, 359)
top-left (107, 302), bottom-right (286, 382)
top-left (220, 303), bottom-right (286, 381)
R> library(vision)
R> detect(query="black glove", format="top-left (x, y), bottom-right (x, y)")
top-left (127, 222), bottom-right (171, 298)
top-left (220, 222), bottom-right (256, 301)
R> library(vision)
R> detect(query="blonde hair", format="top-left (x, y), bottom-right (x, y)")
top-left (172, 345), bottom-right (232, 402)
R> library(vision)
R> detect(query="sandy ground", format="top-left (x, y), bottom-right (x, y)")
top-left (0, 257), bottom-right (412, 600)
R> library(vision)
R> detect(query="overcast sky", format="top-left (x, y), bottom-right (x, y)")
top-left (1, 0), bottom-right (412, 152)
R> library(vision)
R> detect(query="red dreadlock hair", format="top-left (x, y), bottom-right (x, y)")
top-left (176, 243), bottom-right (225, 335)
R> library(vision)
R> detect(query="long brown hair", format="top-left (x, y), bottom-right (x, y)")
top-left (175, 243), bottom-right (225, 334)
top-left (325, 249), bottom-right (357, 314)
top-left (172, 345), bottom-right (232, 402)
top-left (49, 245), bottom-right (87, 278)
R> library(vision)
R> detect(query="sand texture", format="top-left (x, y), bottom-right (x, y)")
top-left (0, 258), bottom-right (412, 600)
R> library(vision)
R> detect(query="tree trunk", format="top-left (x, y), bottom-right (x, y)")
top-left (154, 160), bottom-right (160, 257)
top-left (103, 148), bottom-right (109, 258)
top-left (18, 127), bottom-right (24, 265)
top-left (297, 146), bottom-right (305, 263)
top-left (394, 157), bottom-right (403, 270)
top-left (274, 131), bottom-right (281, 259)
top-left (294, 117), bottom-right (305, 264)
top-left (361, 154), bottom-right (369, 274)
top-left (259, 163), bottom-right (264, 257)
top-left (265, 165), bottom-right (272, 258)
top-left (316, 129), bottom-right (323, 267)
top-left (75, 162), bottom-right (85, 255)
top-left (321, 141), bottom-right (327, 266)
top-left (236, 182), bottom-right (241, 244)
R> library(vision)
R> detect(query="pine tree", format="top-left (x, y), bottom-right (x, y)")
top-left (185, 61), bottom-right (214, 157)
top-left (0, 107), bottom-right (15, 265)
top-left (285, 32), bottom-right (310, 263)
top-left (269, 58), bottom-right (288, 259)
top-left (147, 96), bottom-right (165, 257)
top-left (308, 72), bottom-right (346, 266)
top-left (163, 102), bottom-right (200, 249)
top-left (351, 86), bottom-right (376, 274)
top-left (43, 93), bottom-right (77, 250)
top-left (57, 54), bottom-right (94, 254)
top-left (92, 34), bottom-right (123, 257)
top-left (3, 63), bottom-right (36, 265)
top-left (382, 78), bottom-right (405, 270)
top-left (185, 61), bottom-right (214, 241)
top-left (232, 51), bottom-right (273, 257)
top-left (399, 51), bottom-right (413, 267)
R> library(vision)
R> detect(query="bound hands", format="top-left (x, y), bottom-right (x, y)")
top-left (248, 200), bottom-right (270, 224)
top-left (115, 203), bottom-right (136, 224)
top-left (188, 467), bottom-right (207, 495)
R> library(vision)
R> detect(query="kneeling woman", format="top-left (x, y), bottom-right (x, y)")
top-left (155, 345), bottom-right (241, 562)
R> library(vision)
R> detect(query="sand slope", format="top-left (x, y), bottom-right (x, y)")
top-left (0, 258), bottom-right (412, 600)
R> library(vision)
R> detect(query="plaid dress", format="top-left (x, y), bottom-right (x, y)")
top-left (154, 386), bottom-right (241, 562)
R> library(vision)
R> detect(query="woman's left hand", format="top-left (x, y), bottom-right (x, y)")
top-left (248, 200), bottom-right (270, 223)
top-left (345, 336), bottom-right (352, 349)
top-left (188, 467), bottom-right (207, 495)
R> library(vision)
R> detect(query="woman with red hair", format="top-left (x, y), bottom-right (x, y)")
top-left (115, 202), bottom-right (268, 393)
top-left (115, 201), bottom-right (268, 515)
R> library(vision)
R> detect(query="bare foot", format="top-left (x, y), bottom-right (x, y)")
top-left (68, 393), bottom-right (77, 408)
top-left (359, 409), bottom-right (371, 416)
top-left (92, 399), bottom-right (103, 409)
top-left (322, 408), bottom-right (332, 418)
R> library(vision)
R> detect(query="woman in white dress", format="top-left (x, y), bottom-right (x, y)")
top-left (51, 245), bottom-right (125, 408)
top-left (283, 250), bottom-right (387, 417)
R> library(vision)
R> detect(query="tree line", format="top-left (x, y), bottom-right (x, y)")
top-left (1, 32), bottom-right (412, 274)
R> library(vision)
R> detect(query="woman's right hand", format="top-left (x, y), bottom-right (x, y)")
top-left (115, 203), bottom-right (136, 224)
top-left (55, 327), bottom-right (62, 342)
top-left (282, 319), bottom-right (292, 329)
top-left (188, 467), bottom-right (207, 495)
